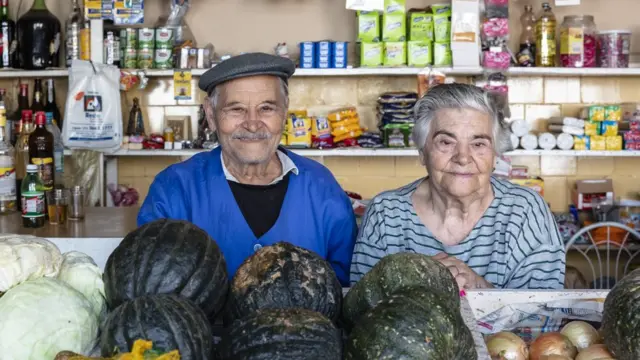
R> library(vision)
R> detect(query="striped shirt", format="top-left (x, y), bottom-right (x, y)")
top-left (350, 177), bottom-right (566, 289)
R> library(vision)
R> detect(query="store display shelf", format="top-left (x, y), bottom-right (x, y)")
top-left (0, 68), bottom-right (69, 78)
top-left (97, 148), bottom-right (640, 157)
top-left (508, 66), bottom-right (640, 77)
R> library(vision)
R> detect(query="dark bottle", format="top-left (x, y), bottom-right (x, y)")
top-left (21, 164), bottom-right (45, 228)
top-left (44, 79), bottom-right (61, 129)
top-left (17, 0), bottom-right (62, 69)
top-left (10, 83), bottom-right (28, 146)
top-left (15, 109), bottom-right (33, 211)
top-left (28, 111), bottom-right (53, 191)
top-left (0, 0), bottom-right (16, 68)
top-left (31, 79), bottom-right (45, 113)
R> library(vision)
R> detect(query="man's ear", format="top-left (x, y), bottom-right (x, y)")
top-left (203, 96), bottom-right (216, 131)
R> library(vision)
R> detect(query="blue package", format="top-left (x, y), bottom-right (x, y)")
top-left (299, 42), bottom-right (315, 69)
top-left (332, 42), bottom-right (348, 68)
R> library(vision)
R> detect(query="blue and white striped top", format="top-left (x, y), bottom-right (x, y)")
top-left (350, 177), bottom-right (566, 289)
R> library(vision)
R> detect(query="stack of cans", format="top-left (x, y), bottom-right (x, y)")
top-left (118, 27), bottom-right (175, 69)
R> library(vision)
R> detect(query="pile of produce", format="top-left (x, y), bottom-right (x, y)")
top-left (0, 235), bottom-right (106, 359)
top-left (56, 340), bottom-right (179, 360)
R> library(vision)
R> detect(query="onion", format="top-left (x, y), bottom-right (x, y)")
top-left (575, 344), bottom-right (615, 360)
top-left (485, 331), bottom-right (529, 360)
top-left (561, 321), bottom-right (602, 350)
top-left (530, 332), bottom-right (578, 360)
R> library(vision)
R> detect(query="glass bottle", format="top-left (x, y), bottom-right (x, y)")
top-left (10, 83), bottom-right (29, 146)
top-left (65, 0), bottom-right (82, 67)
top-left (16, 0), bottom-right (62, 69)
top-left (517, 5), bottom-right (536, 67)
top-left (44, 112), bottom-right (63, 187)
top-left (31, 79), bottom-right (45, 113)
top-left (28, 111), bottom-right (54, 191)
top-left (0, 0), bottom-right (16, 68)
top-left (21, 164), bottom-right (45, 228)
top-left (15, 109), bottom-right (33, 212)
top-left (535, 2), bottom-right (557, 67)
top-left (560, 15), bottom-right (597, 68)
top-left (0, 104), bottom-right (16, 213)
top-left (44, 79), bottom-right (61, 129)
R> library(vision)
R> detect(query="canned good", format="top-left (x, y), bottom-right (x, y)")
top-left (104, 31), bottom-right (121, 66)
top-left (80, 27), bottom-right (91, 60)
top-left (138, 28), bottom-right (155, 48)
top-left (123, 47), bottom-right (137, 68)
top-left (154, 48), bottom-right (173, 69)
top-left (120, 28), bottom-right (137, 49)
top-left (155, 27), bottom-right (174, 48)
top-left (137, 48), bottom-right (153, 69)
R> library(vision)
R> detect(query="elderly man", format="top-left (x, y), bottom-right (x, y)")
top-left (138, 53), bottom-right (357, 285)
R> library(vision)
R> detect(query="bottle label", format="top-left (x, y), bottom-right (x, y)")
top-left (561, 27), bottom-right (584, 55)
top-left (22, 191), bottom-right (45, 218)
top-left (31, 157), bottom-right (54, 189)
top-left (0, 164), bottom-right (16, 198)
top-left (54, 150), bottom-right (64, 173)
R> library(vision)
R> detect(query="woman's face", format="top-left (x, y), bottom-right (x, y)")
top-left (423, 108), bottom-right (495, 198)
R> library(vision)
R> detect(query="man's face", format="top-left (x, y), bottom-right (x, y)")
top-left (205, 76), bottom-right (287, 165)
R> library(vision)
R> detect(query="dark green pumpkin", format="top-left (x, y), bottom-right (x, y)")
top-left (344, 287), bottom-right (477, 360)
top-left (227, 242), bottom-right (342, 323)
top-left (342, 252), bottom-right (459, 329)
top-left (601, 268), bottom-right (640, 359)
top-left (100, 294), bottom-right (215, 359)
top-left (220, 308), bottom-right (342, 360)
top-left (103, 219), bottom-right (228, 319)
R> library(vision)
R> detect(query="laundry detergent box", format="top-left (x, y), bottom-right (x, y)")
top-left (382, 13), bottom-right (406, 42)
top-left (408, 40), bottom-right (432, 66)
top-left (384, 41), bottom-right (407, 66)
top-left (357, 11), bottom-right (381, 42)
top-left (409, 11), bottom-right (433, 40)
top-left (359, 42), bottom-right (384, 67)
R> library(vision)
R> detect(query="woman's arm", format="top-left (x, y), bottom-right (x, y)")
top-left (349, 201), bottom-right (390, 285)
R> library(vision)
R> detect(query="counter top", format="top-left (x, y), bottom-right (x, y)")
top-left (0, 207), bottom-right (139, 238)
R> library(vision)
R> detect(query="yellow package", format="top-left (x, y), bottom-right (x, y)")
top-left (331, 117), bottom-right (360, 128)
top-left (590, 135), bottom-right (606, 150)
top-left (605, 135), bottom-right (623, 150)
top-left (601, 120), bottom-right (618, 136)
top-left (288, 109), bottom-right (308, 117)
top-left (605, 105), bottom-right (621, 121)
top-left (580, 105), bottom-right (605, 121)
top-left (280, 133), bottom-right (288, 146)
top-left (584, 121), bottom-right (600, 136)
top-left (286, 115), bottom-right (311, 148)
top-left (334, 129), bottom-right (363, 143)
top-left (332, 123), bottom-right (362, 137)
top-left (328, 107), bottom-right (358, 122)
top-left (573, 135), bottom-right (590, 150)
top-left (311, 116), bottom-right (331, 138)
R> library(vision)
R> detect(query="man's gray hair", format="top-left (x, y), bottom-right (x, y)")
top-left (411, 83), bottom-right (512, 155)
top-left (208, 77), bottom-right (290, 112)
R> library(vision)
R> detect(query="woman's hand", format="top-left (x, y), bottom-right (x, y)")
top-left (432, 252), bottom-right (494, 290)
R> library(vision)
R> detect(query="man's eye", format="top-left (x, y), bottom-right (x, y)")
top-left (473, 142), bottom-right (487, 148)
top-left (260, 106), bottom-right (277, 113)
top-left (228, 107), bottom-right (245, 114)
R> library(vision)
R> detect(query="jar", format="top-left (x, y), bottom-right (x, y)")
top-left (597, 30), bottom-right (631, 68)
top-left (560, 15), bottom-right (597, 68)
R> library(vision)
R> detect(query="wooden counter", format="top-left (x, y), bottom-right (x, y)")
top-left (0, 207), bottom-right (139, 238)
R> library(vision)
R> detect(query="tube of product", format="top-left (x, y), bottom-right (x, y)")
top-left (548, 116), bottom-right (585, 128)
top-left (548, 124), bottom-right (584, 136)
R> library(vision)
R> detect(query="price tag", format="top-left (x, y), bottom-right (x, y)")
top-left (174, 70), bottom-right (192, 100)
top-left (555, 0), bottom-right (580, 6)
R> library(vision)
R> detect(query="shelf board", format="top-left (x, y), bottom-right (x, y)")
top-left (0, 69), bottom-right (69, 78)
top-left (102, 148), bottom-right (640, 158)
top-left (508, 66), bottom-right (640, 77)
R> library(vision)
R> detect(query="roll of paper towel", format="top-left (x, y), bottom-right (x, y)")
top-left (510, 119), bottom-right (530, 137)
top-left (538, 132), bottom-right (557, 150)
top-left (556, 132), bottom-right (575, 150)
top-left (520, 134), bottom-right (538, 150)
top-left (510, 133), bottom-right (519, 149)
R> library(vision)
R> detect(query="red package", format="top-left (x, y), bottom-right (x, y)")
top-left (483, 51), bottom-right (511, 69)
top-left (630, 121), bottom-right (640, 131)
top-left (623, 131), bottom-right (640, 142)
top-left (312, 135), bottom-right (334, 149)
top-left (335, 138), bottom-right (359, 147)
top-left (482, 18), bottom-right (509, 37)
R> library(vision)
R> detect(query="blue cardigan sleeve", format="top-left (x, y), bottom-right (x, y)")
top-left (137, 168), bottom-right (189, 227)
top-left (325, 192), bottom-right (358, 287)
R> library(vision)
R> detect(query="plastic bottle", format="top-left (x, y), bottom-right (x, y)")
top-left (517, 5), bottom-right (536, 67)
top-left (535, 2), bottom-right (557, 67)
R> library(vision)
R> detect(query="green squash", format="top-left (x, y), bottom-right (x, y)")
top-left (601, 268), bottom-right (640, 359)
top-left (344, 287), bottom-right (477, 360)
top-left (227, 242), bottom-right (342, 324)
top-left (220, 308), bottom-right (342, 360)
top-left (342, 252), bottom-right (459, 329)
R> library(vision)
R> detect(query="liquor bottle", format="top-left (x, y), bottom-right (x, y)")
top-left (44, 79), bottom-right (61, 129)
top-left (0, 0), bottom-right (16, 68)
top-left (65, 0), bottom-right (82, 67)
top-left (21, 164), bottom-right (45, 228)
top-left (31, 79), bottom-right (45, 113)
top-left (44, 112), bottom-right (63, 187)
top-left (10, 83), bottom-right (29, 146)
top-left (0, 103), bottom-right (16, 213)
top-left (15, 109), bottom-right (32, 212)
top-left (28, 111), bottom-right (53, 191)
top-left (16, 0), bottom-right (62, 69)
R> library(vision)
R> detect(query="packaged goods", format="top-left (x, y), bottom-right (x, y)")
top-left (573, 135), bottom-right (590, 150)
top-left (538, 132), bottom-right (557, 150)
top-left (510, 119), bottom-right (530, 137)
top-left (378, 91), bottom-right (418, 103)
top-left (556, 132), bottom-right (575, 150)
top-left (137, 48), bottom-right (153, 69)
top-left (548, 124), bottom-right (584, 136)
top-left (433, 42), bottom-right (452, 66)
top-left (559, 15), bottom-right (597, 68)
top-left (433, 13), bottom-right (451, 42)
top-left (382, 13), bottom-right (406, 42)
top-left (137, 28), bottom-right (154, 48)
top-left (123, 48), bottom-right (137, 68)
top-left (417, 68), bottom-right (445, 98)
top-left (482, 18), bottom-right (509, 38)
top-left (155, 27), bottom-right (173, 48)
top-left (600, 120), bottom-right (618, 136)
top-left (483, 51), bottom-right (511, 69)
top-left (407, 40), bottom-right (432, 66)
top-left (581, 105), bottom-right (605, 121)
top-left (590, 135), bottom-right (606, 150)
top-left (431, 3), bottom-right (451, 15)
top-left (606, 135), bottom-right (623, 150)
top-left (357, 11), bottom-right (381, 42)
top-left (328, 107), bottom-right (358, 122)
top-left (383, 123), bottom-right (412, 147)
top-left (120, 28), bottom-right (137, 49)
top-left (597, 30), bottom-right (631, 68)
top-left (311, 117), bottom-right (333, 149)
top-left (409, 12), bottom-right (433, 41)
top-left (357, 132), bottom-right (384, 148)
top-left (384, 0), bottom-right (405, 14)
top-left (359, 42), bottom-right (384, 67)
top-left (584, 121), bottom-right (600, 136)
top-left (154, 48), bottom-right (173, 69)
top-left (334, 129), bottom-right (363, 143)
top-left (383, 41), bottom-right (407, 66)
top-left (286, 115), bottom-right (311, 148)
top-left (336, 138), bottom-right (359, 147)
top-left (331, 122), bottom-right (361, 138)
top-left (604, 105), bottom-right (621, 120)
top-left (519, 133), bottom-right (538, 150)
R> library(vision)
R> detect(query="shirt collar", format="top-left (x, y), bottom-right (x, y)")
top-left (221, 149), bottom-right (299, 185)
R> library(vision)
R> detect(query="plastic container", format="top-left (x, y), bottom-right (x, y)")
top-left (597, 30), bottom-right (631, 68)
top-left (560, 15), bottom-right (597, 68)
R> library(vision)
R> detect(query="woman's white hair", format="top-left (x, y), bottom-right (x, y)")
top-left (411, 83), bottom-right (512, 155)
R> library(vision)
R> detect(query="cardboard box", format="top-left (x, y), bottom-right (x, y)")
top-left (572, 179), bottom-right (614, 210)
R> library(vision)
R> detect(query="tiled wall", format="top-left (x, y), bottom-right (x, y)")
top-left (116, 75), bottom-right (640, 212)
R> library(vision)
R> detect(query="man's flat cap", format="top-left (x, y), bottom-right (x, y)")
top-left (198, 52), bottom-right (296, 94)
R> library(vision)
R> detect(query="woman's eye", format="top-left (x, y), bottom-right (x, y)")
top-left (439, 139), bottom-right (453, 146)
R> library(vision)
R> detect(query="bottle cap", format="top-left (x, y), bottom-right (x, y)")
top-left (35, 111), bottom-right (46, 125)
top-left (21, 109), bottom-right (33, 122)
top-left (26, 164), bottom-right (38, 172)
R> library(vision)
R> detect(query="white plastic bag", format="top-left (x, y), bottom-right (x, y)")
top-left (62, 60), bottom-right (122, 152)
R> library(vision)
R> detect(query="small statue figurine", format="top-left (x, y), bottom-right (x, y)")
top-left (275, 43), bottom-right (289, 58)
top-left (126, 97), bottom-right (146, 136)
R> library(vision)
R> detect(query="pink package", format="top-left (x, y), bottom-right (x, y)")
top-left (483, 51), bottom-right (511, 69)
top-left (625, 142), bottom-right (640, 150)
top-left (631, 121), bottom-right (640, 131)
top-left (623, 131), bottom-right (640, 142)
top-left (485, 0), bottom-right (509, 6)
top-left (482, 18), bottom-right (509, 37)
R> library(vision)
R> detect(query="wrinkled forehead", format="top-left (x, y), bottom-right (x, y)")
top-left (217, 75), bottom-right (282, 104)
top-left (431, 108), bottom-right (493, 137)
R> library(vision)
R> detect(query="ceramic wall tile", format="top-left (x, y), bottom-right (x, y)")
top-left (576, 158), bottom-right (615, 176)
top-left (541, 156), bottom-right (577, 176)
top-left (508, 77), bottom-right (543, 104)
top-left (581, 78), bottom-right (620, 104)
top-left (544, 77), bottom-right (581, 104)
top-left (395, 157), bottom-right (426, 177)
top-left (524, 104), bottom-right (561, 132)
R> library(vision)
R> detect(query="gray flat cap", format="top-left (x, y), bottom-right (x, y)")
top-left (198, 52), bottom-right (296, 94)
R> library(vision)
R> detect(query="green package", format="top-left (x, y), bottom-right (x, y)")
top-left (433, 13), bottom-right (451, 42)
top-left (409, 12), bottom-right (433, 41)
top-left (384, 42), bottom-right (407, 66)
top-left (357, 11), bottom-right (381, 42)
top-left (382, 13), bottom-right (406, 42)
top-left (360, 42), bottom-right (384, 67)
top-left (384, 0), bottom-right (406, 14)
top-left (433, 42), bottom-right (452, 66)
top-left (408, 40), bottom-right (432, 67)
top-left (431, 3), bottom-right (451, 16)
top-left (383, 123), bottom-right (413, 148)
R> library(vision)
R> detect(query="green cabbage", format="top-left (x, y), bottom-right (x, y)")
top-left (57, 251), bottom-right (107, 318)
top-left (0, 277), bottom-right (99, 360)
top-left (0, 235), bottom-right (62, 292)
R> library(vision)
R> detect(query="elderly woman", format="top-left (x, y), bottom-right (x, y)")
top-left (351, 83), bottom-right (565, 290)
